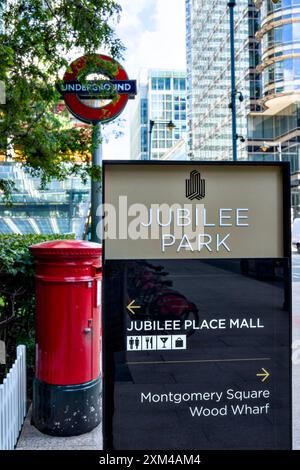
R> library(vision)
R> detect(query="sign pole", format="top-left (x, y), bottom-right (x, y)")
top-left (91, 122), bottom-right (102, 243)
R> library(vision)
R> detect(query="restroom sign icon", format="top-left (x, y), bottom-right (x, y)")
top-left (127, 336), bottom-right (142, 351)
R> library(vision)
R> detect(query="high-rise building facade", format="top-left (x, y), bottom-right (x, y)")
top-left (186, 0), bottom-right (300, 215)
top-left (249, 0), bottom-right (300, 216)
top-left (186, 0), bottom-right (259, 160)
top-left (0, 162), bottom-right (90, 237)
top-left (130, 70), bottom-right (188, 160)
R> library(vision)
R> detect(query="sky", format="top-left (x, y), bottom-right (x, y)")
top-left (102, 0), bottom-right (186, 160)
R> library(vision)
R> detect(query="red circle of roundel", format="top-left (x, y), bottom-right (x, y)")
top-left (63, 54), bottom-right (129, 124)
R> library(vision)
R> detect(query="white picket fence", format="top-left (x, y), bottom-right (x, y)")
top-left (0, 345), bottom-right (27, 450)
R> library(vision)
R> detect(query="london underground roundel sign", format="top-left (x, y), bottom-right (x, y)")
top-left (60, 54), bottom-right (135, 124)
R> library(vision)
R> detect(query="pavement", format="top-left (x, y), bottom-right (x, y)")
top-left (16, 252), bottom-right (300, 450)
top-left (16, 407), bottom-right (102, 450)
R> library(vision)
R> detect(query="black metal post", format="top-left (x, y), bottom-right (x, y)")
top-left (228, 1), bottom-right (237, 162)
top-left (148, 120), bottom-right (155, 160)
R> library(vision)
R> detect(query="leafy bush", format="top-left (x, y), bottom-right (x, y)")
top-left (0, 233), bottom-right (75, 390)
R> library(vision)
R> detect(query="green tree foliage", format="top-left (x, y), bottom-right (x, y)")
top-left (0, 0), bottom-right (124, 189)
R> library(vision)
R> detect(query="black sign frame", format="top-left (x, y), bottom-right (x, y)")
top-left (102, 161), bottom-right (292, 451)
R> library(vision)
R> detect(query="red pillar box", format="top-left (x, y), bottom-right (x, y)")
top-left (29, 240), bottom-right (102, 436)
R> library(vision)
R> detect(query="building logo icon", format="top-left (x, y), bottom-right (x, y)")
top-left (185, 170), bottom-right (205, 200)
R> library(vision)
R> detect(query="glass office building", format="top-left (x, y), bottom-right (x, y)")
top-left (249, 0), bottom-right (300, 216)
top-left (130, 70), bottom-right (188, 160)
top-left (258, 0), bottom-right (300, 100)
top-left (186, 0), bottom-right (300, 216)
top-left (0, 162), bottom-right (90, 237)
top-left (185, 0), bottom-right (257, 160)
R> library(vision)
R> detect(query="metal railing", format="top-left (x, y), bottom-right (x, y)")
top-left (0, 345), bottom-right (27, 450)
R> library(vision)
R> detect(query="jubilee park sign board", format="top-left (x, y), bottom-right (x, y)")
top-left (102, 161), bottom-right (292, 450)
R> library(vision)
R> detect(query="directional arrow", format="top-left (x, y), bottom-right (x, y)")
top-left (256, 368), bottom-right (270, 383)
top-left (127, 300), bottom-right (141, 315)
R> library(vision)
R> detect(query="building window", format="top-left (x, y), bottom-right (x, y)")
top-left (141, 128), bottom-right (148, 152)
top-left (140, 99), bottom-right (148, 125)
top-left (263, 58), bottom-right (300, 88)
top-left (174, 78), bottom-right (186, 90)
top-left (264, 0), bottom-right (300, 17)
top-left (151, 77), bottom-right (171, 90)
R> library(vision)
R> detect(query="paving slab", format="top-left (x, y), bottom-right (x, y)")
top-left (16, 407), bottom-right (102, 450)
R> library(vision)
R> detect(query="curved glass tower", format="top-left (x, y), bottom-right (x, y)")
top-left (256, 0), bottom-right (300, 106)
top-left (249, 0), bottom-right (300, 216)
